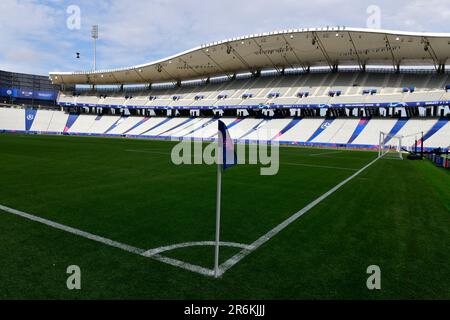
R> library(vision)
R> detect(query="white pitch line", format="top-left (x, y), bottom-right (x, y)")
top-left (0, 204), bottom-right (214, 277)
top-left (125, 149), bottom-right (170, 156)
top-left (0, 204), bottom-right (145, 255)
top-left (150, 254), bottom-right (215, 277)
top-left (218, 154), bottom-right (384, 277)
top-left (143, 241), bottom-right (253, 257)
top-left (282, 162), bottom-right (358, 172)
top-left (0, 154), bottom-right (384, 279)
top-left (309, 151), bottom-right (343, 157)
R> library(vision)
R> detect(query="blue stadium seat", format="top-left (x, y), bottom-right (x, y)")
top-left (268, 93), bottom-right (280, 98)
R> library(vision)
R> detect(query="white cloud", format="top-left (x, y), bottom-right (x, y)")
top-left (381, 0), bottom-right (450, 32)
top-left (0, 0), bottom-right (65, 74)
top-left (0, 0), bottom-right (448, 75)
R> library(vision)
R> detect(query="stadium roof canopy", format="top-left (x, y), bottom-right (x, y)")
top-left (49, 27), bottom-right (450, 85)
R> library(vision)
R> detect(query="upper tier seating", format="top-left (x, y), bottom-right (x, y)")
top-left (60, 72), bottom-right (450, 109)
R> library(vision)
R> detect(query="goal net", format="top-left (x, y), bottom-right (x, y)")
top-left (378, 132), bottom-right (404, 160)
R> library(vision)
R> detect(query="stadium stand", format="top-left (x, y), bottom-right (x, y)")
top-left (30, 109), bottom-right (55, 132)
top-left (107, 116), bottom-right (144, 135)
top-left (1, 28), bottom-right (449, 151)
top-left (55, 72), bottom-right (449, 109)
top-left (87, 115), bottom-right (122, 134)
top-left (0, 108), bottom-right (24, 131)
top-left (425, 120), bottom-right (450, 148)
top-left (0, 70), bottom-right (58, 108)
top-left (46, 111), bottom-right (70, 133)
top-left (1, 106), bottom-right (448, 150)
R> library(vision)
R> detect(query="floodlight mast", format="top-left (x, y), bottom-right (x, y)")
top-left (92, 25), bottom-right (99, 71)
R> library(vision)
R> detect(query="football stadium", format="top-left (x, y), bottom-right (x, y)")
top-left (1, 4), bottom-right (450, 304)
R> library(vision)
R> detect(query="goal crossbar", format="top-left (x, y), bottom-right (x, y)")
top-left (378, 131), bottom-right (404, 160)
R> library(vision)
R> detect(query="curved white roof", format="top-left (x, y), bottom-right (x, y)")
top-left (49, 27), bottom-right (450, 85)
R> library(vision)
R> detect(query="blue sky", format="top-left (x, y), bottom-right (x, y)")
top-left (0, 0), bottom-right (449, 76)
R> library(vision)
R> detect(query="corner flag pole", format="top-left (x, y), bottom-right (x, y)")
top-left (214, 120), bottom-right (236, 278)
top-left (214, 150), bottom-right (223, 278)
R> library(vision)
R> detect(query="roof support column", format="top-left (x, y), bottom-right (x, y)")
top-left (384, 35), bottom-right (398, 71)
top-left (422, 37), bottom-right (441, 72)
top-left (347, 31), bottom-right (364, 71)
top-left (311, 31), bottom-right (334, 72)
top-left (281, 34), bottom-right (307, 72)
top-left (225, 43), bottom-right (253, 72)
top-left (252, 38), bottom-right (281, 73)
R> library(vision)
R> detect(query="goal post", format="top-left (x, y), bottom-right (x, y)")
top-left (378, 131), bottom-right (404, 160)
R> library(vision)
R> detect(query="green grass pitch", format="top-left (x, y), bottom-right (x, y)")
top-left (0, 133), bottom-right (449, 299)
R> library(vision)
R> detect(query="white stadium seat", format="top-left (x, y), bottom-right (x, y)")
top-left (0, 108), bottom-right (25, 131)
top-left (1, 69), bottom-right (449, 151)
top-left (1, 106), bottom-right (449, 149)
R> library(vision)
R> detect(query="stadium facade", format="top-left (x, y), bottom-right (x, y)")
top-left (1, 27), bottom-right (449, 151)
top-left (0, 70), bottom-right (58, 108)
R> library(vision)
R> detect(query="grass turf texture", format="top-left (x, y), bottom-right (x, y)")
top-left (0, 133), bottom-right (449, 299)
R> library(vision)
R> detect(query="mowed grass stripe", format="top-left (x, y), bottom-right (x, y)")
top-left (0, 134), bottom-right (374, 253)
top-left (1, 134), bottom-right (449, 299)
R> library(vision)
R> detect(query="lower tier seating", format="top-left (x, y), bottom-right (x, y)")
top-left (0, 108), bottom-right (449, 150)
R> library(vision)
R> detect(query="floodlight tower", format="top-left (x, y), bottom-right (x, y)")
top-left (91, 25), bottom-right (99, 71)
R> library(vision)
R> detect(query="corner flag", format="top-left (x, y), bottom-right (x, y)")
top-left (218, 120), bottom-right (237, 170)
top-left (214, 120), bottom-right (237, 278)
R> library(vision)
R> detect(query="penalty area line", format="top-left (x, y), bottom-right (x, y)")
top-left (218, 154), bottom-right (384, 277)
